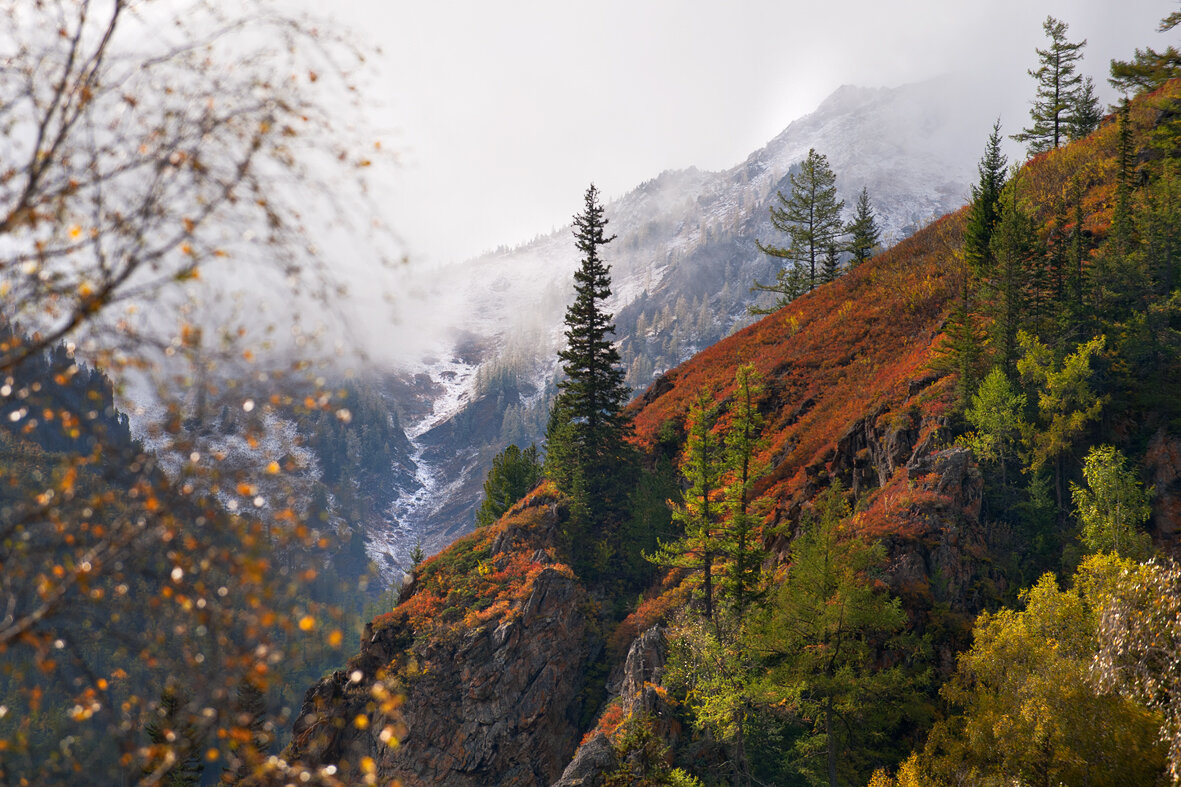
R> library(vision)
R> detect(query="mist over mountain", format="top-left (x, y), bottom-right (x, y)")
top-left (355, 74), bottom-right (1009, 575)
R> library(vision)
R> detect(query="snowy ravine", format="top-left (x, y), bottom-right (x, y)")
top-left (364, 351), bottom-right (484, 578)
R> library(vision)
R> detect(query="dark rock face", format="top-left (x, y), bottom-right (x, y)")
top-left (553, 626), bottom-right (676, 787)
top-left (383, 565), bottom-right (589, 786)
top-left (552, 733), bottom-right (616, 787)
top-left (890, 446), bottom-right (992, 613)
top-left (1147, 431), bottom-right (1181, 539)
top-left (287, 500), bottom-right (594, 786)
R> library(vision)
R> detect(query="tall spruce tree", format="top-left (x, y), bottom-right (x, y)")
top-left (545, 184), bottom-right (633, 547)
top-left (1068, 76), bottom-right (1103, 141)
top-left (752, 148), bottom-right (845, 310)
top-left (988, 177), bottom-right (1039, 371)
top-left (845, 186), bottom-right (881, 266)
top-left (1014, 16), bottom-right (1090, 154)
top-left (964, 121), bottom-right (1008, 274)
top-left (143, 688), bottom-right (205, 787)
top-left (475, 443), bottom-right (542, 527)
top-left (945, 122), bottom-right (1007, 403)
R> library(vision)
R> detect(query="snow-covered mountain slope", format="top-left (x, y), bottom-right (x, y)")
top-left (369, 74), bottom-right (1005, 575)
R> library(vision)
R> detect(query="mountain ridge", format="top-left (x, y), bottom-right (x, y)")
top-left (366, 75), bottom-right (1000, 574)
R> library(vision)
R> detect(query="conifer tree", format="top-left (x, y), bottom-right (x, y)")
top-left (944, 122), bottom-right (1007, 404)
top-left (719, 365), bottom-right (769, 616)
top-left (820, 242), bottom-right (842, 284)
top-left (963, 122), bottom-right (1008, 275)
top-left (1068, 76), bottom-right (1103, 142)
top-left (1016, 332), bottom-right (1108, 510)
top-left (987, 177), bottom-right (1039, 371)
top-left (748, 482), bottom-right (912, 787)
top-left (1014, 16), bottom-right (1089, 154)
top-left (1111, 98), bottom-right (1137, 256)
top-left (1108, 7), bottom-right (1181, 96)
top-left (647, 389), bottom-right (724, 621)
top-left (845, 186), bottom-right (881, 266)
top-left (476, 443), bottom-right (542, 527)
top-left (222, 680), bottom-right (272, 784)
top-left (545, 184), bottom-right (633, 547)
top-left (752, 148), bottom-right (845, 310)
top-left (143, 688), bottom-right (205, 787)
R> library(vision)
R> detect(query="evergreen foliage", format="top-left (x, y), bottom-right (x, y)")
top-left (1068, 76), bottom-right (1103, 141)
top-left (963, 121), bottom-right (1008, 275)
top-left (1109, 6), bottom-right (1181, 96)
top-left (1013, 16), bottom-right (1090, 154)
top-left (546, 184), bottom-right (635, 572)
top-left (820, 242), bottom-right (842, 285)
top-left (986, 177), bottom-right (1039, 371)
top-left (1111, 98), bottom-right (1138, 256)
top-left (718, 365), bottom-right (770, 616)
top-left (747, 483), bottom-right (920, 787)
top-left (944, 122), bottom-right (1007, 403)
top-left (222, 680), bottom-right (273, 783)
top-left (475, 444), bottom-right (542, 527)
top-left (143, 688), bottom-right (205, 787)
top-left (752, 149), bottom-right (846, 311)
top-left (646, 389), bottom-right (724, 621)
top-left (845, 186), bottom-right (881, 266)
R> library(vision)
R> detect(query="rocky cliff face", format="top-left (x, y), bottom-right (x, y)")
top-left (285, 488), bottom-right (597, 786)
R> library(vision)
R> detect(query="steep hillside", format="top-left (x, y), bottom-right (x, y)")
top-left (281, 143), bottom-right (983, 787)
top-left (283, 80), bottom-right (1181, 786)
top-left (370, 76), bottom-right (999, 572)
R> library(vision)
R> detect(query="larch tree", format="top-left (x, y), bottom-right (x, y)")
top-left (1109, 6), bottom-right (1181, 96)
top-left (545, 184), bottom-right (634, 554)
top-left (748, 483), bottom-right (912, 787)
top-left (718, 364), bottom-right (769, 617)
top-left (1013, 16), bottom-right (1090, 154)
top-left (647, 388), bottom-right (724, 622)
top-left (751, 148), bottom-right (845, 311)
top-left (1016, 331), bottom-right (1109, 511)
top-left (1072, 444), bottom-right (1154, 560)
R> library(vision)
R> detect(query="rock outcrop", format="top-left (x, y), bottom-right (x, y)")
top-left (553, 626), bottom-right (676, 787)
top-left (1147, 430), bottom-right (1181, 539)
top-left (286, 489), bottom-right (596, 786)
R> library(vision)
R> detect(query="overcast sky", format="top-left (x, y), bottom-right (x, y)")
top-left (328, 1), bottom-right (1176, 267)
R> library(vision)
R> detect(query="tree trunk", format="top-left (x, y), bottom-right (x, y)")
top-left (826, 696), bottom-right (837, 787)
